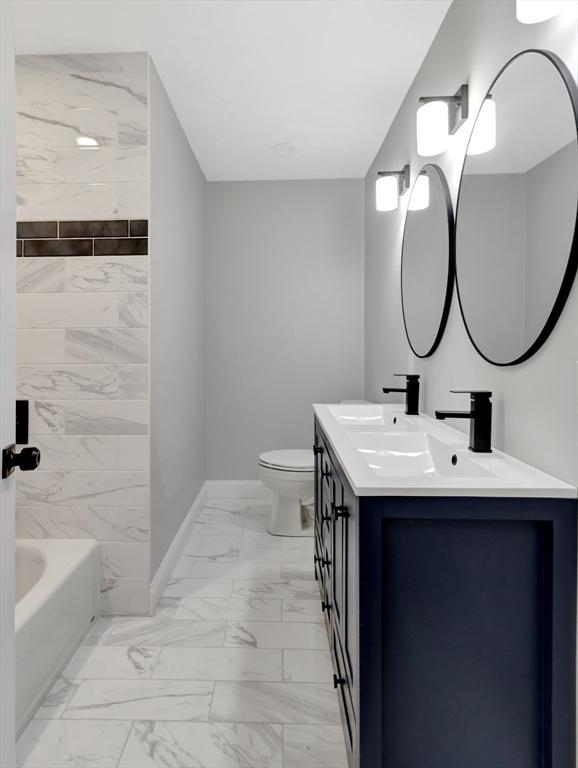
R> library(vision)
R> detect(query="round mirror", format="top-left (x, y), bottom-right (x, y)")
top-left (401, 164), bottom-right (454, 357)
top-left (455, 50), bottom-right (578, 366)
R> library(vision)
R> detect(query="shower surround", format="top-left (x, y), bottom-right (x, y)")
top-left (15, 53), bottom-right (150, 615)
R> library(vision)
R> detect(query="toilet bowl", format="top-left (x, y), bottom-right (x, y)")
top-left (258, 449), bottom-right (314, 536)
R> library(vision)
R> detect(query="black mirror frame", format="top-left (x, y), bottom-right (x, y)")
top-left (454, 48), bottom-right (578, 367)
top-left (401, 163), bottom-right (455, 358)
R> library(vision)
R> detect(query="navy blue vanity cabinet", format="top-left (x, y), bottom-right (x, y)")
top-left (313, 418), bottom-right (577, 768)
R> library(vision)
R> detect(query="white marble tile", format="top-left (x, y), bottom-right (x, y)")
top-left (186, 562), bottom-right (281, 581)
top-left (17, 182), bottom-right (148, 221)
top-left (199, 534), bottom-right (281, 550)
top-left (225, 622), bottom-right (328, 650)
top-left (282, 599), bottom-right (324, 623)
top-left (233, 580), bottom-right (320, 601)
top-left (17, 364), bottom-right (118, 400)
top-left (65, 255), bottom-right (148, 292)
top-left (194, 520), bottom-right (245, 537)
top-left (117, 435), bottom-right (150, 469)
top-left (118, 506), bottom-right (150, 540)
top-left (17, 469), bottom-right (149, 506)
top-left (118, 721), bottom-right (282, 768)
top-left (100, 541), bottom-right (150, 578)
top-left (175, 597), bottom-right (282, 622)
top-left (33, 678), bottom-right (80, 720)
top-left (16, 504), bottom-right (119, 540)
top-left (118, 365), bottom-right (148, 398)
top-left (281, 537), bottom-right (315, 550)
top-left (63, 646), bottom-right (160, 679)
top-left (63, 146), bottom-right (148, 184)
top-left (86, 615), bottom-right (227, 647)
top-left (180, 542), bottom-right (240, 561)
top-left (28, 401), bottom-right (65, 434)
top-left (153, 647), bottom-right (282, 682)
top-left (281, 562), bottom-right (316, 580)
top-left (119, 292), bottom-right (148, 328)
top-left (283, 651), bottom-right (333, 683)
top-left (163, 578), bottom-right (233, 599)
top-left (210, 682), bottom-right (339, 725)
top-left (237, 548), bottom-right (313, 564)
top-left (64, 679), bottom-right (213, 720)
top-left (100, 577), bottom-right (150, 615)
top-left (17, 720), bottom-right (132, 768)
top-left (17, 291), bottom-right (118, 327)
top-left (16, 330), bottom-right (66, 364)
top-left (31, 435), bottom-right (118, 470)
top-left (204, 500), bottom-right (249, 513)
top-left (65, 329), bottom-right (148, 364)
top-left (283, 725), bottom-right (348, 768)
top-left (65, 400), bottom-right (148, 435)
top-left (16, 259), bottom-right (65, 293)
top-left (170, 556), bottom-right (195, 579)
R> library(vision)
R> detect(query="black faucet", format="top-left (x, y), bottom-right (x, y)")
top-left (435, 390), bottom-right (492, 453)
top-left (382, 374), bottom-right (420, 416)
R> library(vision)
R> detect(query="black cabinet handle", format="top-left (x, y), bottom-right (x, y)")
top-left (321, 469), bottom-right (331, 479)
top-left (322, 557), bottom-right (331, 567)
top-left (314, 555), bottom-right (321, 564)
top-left (322, 512), bottom-right (332, 523)
top-left (333, 674), bottom-right (346, 688)
top-left (333, 504), bottom-right (349, 520)
top-left (313, 444), bottom-right (323, 455)
top-left (321, 601), bottom-right (332, 612)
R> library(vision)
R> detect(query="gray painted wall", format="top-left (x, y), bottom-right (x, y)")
top-left (206, 180), bottom-right (365, 479)
top-left (365, 0), bottom-right (578, 485)
top-left (150, 61), bottom-right (207, 574)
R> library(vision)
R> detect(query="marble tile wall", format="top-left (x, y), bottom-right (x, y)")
top-left (15, 220), bottom-right (150, 615)
top-left (16, 53), bottom-right (148, 221)
top-left (16, 51), bottom-right (150, 616)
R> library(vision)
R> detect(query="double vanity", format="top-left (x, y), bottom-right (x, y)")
top-left (313, 401), bottom-right (576, 768)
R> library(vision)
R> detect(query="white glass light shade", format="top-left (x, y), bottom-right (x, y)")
top-left (408, 174), bottom-right (430, 211)
top-left (467, 98), bottom-right (496, 156)
top-left (376, 175), bottom-right (399, 212)
top-left (416, 101), bottom-right (448, 156)
top-left (516, 0), bottom-right (566, 23)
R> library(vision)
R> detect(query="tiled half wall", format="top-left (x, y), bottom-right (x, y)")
top-left (15, 219), bottom-right (150, 616)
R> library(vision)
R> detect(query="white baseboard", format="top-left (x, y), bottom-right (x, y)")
top-left (149, 482), bottom-right (208, 614)
top-left (205, 480), bottom-right (273, 500)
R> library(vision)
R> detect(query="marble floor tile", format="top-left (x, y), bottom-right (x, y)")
top-left (210, 682), bottom-right (340, 724)
top-left (175, 597), bottom-right (282, 622)
top-left (33, 678), bottom-right (80, 720)
top-left (237, 548), bottom-right (313, 564)
top-left (225, 622), bottom-right (328, 650)
top-left (62, 646), bottom-right (160, 679)
top-left (282, 599), bottom-right (324, 623)
top-left (17, 720), bottom-right (132, 768)
top-left (201, 533), bottom-right (281, 549)
top-left (283, 725), bottom-right (348, 767)
top-left (180, 543), bottom-right (240, 560)
top-left (283, 651), bottom-right (333, 683)
top-left (64, 679), bottom-right (213, 721)
top-left (86, 617), bottom-right (227, 647)
top-left (153, 647), bottom-right (282, 681)
top-left (281, 537), bottom-right (315, 549)
top-left (186, 562), bottom-right (282, 580)
top-left (232, 579), bottom-right (319, 601)
top-left (118, 720), bottom-right (283, 768)
top-left (281, 562), bottom-right (316, 580)
top-left (163, 577), bottom-right (233, 599)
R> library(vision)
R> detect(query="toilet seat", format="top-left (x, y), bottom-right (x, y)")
top-left (258, 449), bottom-right (314, 473)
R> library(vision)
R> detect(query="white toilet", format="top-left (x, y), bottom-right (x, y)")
top-left (258, 449), bottom-right (314, 536)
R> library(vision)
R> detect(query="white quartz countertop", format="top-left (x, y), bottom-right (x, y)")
top-left (314, 403), bottom-right (577, 499)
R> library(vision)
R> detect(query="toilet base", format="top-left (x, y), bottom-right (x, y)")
top-left (267, 495), bottom-right (314, 537)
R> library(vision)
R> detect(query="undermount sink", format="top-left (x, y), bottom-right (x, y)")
top-left (347, 431), bottom-right (496, 480)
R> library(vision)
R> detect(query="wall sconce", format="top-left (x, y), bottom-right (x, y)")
top-left (375, 164), bottom-right (410, 212)
top-left (467, 96), bottom-right (496, 155)
top-left (408, 173), bottom-right (430, 211)
top-left (416, 84), bottom-right (468, 156)
top-left (516, 0), bottom-right (566, 23)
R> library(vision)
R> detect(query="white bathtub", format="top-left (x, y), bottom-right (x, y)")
top-left (15, 539), bottom-right (100, 735)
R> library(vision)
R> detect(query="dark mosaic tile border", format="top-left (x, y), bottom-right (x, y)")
top-left (16, 220), bottom-right (148, 257)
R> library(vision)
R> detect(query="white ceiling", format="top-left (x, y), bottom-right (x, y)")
top-left (13, 0), bottom-right (451, 181)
